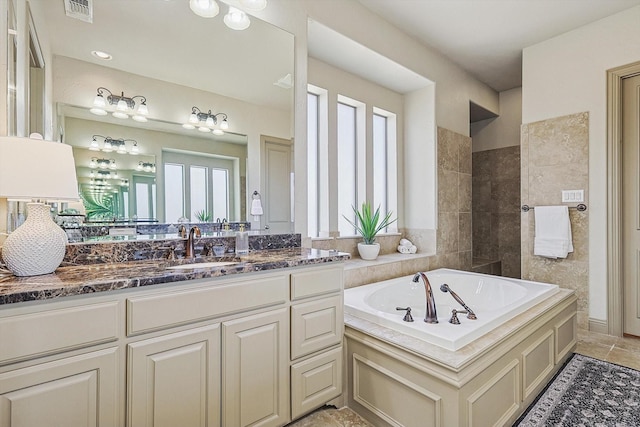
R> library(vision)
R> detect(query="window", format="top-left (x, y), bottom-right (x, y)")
top-left (337, 102), bottom-right (357, 236)
top-left (306, 85), bottom-right (398, 239)
top-left (307, 92), bottom-right (319, 237)
top-left (164, 163), bottom-right (185, 222)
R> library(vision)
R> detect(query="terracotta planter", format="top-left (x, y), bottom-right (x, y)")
top-left (357, 242), bottom-right (380, 260)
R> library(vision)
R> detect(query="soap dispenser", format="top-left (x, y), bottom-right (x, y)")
top-left (235, 224), bottom-right (249, 255)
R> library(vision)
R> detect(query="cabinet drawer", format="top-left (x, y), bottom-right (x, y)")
top-left (0, 302), bottom-right (119, 365)
top-left (290, 266), bottom-right (343, 301)
top-left (127, 274), bottom-right (288, 335)
top-left (291, 295), bottom-right (343, 359)
top-left (291, 346), bottom-right (343, 420)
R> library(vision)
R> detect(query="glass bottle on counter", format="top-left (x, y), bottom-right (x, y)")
top-left (235, 224), bottom-right (249, 255)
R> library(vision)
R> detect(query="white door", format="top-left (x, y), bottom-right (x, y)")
top-left (622, 74), bottom-right (640, 336)
top-left (261, 136), bottom-right (293, 233)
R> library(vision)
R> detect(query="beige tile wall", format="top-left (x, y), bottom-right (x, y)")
top-left (521, 112), bottom-right (589, 328)
top-left (472, 146), bottom-right (521, 278)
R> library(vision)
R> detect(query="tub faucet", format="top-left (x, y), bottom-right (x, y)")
top-left (440, 284), bottom-right (477, 320)
top-left (185, 226), bottom-right (201, 259)
top-left (412, 272), bottom-right (439, 323)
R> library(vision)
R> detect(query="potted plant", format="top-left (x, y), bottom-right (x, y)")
top-left (343, 202), bottom-right (396, 260)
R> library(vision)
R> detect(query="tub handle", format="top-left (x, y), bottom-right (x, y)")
top-left (396, 307), bottom-right (414, 322)
top-left (449, 309), bottom-right (468, 325)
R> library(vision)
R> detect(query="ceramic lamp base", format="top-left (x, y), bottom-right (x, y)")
top-left (2, 203), bottom-right (68, 276)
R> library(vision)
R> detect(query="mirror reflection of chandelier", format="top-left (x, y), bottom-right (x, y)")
top-left (89, 158), bottom-right (117, 170)
top-left (183, 106), bottom-right (229, 135)
top-left (90, 135), bottom-right (139, 155)
top-left (90, 87), bottom-right (149, 122)
top-left (89, 170), bottom-right (118, 180)
top-left (137, 161), bottom-right (156, 173)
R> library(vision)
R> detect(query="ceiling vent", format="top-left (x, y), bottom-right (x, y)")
top-left (64, 0), bottom-right (93, 23)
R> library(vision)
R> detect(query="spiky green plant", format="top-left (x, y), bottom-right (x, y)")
top-left (343, 202), bottom-right (396, 244)
top-left (194, 210), bottom-right (212, 222)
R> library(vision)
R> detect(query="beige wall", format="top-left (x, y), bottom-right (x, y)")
top-left (521, 112), bottom-right (589, 329)
top-left (522, 5), bottom-right (640, 322)
top-left (471, 88), bottom-right (522, 152)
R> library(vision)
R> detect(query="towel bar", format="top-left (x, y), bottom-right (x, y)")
top-left (521, 204), bottom-right (587, 212)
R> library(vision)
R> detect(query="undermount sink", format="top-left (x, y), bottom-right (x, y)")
top-left (166, 261), bottom-right (239, 270)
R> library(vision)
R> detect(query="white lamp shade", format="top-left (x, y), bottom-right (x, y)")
top-left (0, 136), bottom-right (79, 201)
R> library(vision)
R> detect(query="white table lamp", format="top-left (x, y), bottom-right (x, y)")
top-left (0, 135), bottom-right (79, 276)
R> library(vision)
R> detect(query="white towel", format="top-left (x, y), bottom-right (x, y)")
top-left (397, 245), bottom-right (410, 254)
top-left (399, 238), bottom-right (413, 248)
top-left (534, 206), bottom-right (573, 259)
top-left (409, 245), bottom-right (417, 254)
top-left (250, 198), bottom-right (263, 216)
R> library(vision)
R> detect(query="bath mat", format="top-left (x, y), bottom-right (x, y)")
top-left (514, 353), bottom-right (640, 426)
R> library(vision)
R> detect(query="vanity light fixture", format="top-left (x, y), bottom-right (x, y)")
top-left (186, 106), bottom-right (229, 135)
top-left (224, 7), bottom-right (250, 30)
top-left (189, 0), bottom-right (219, 18)
top-left (90, 157), bottom-right (117, 170)
top-left (90, 87), bottom-right (149, 122)
top-left (121, 179), bottom-right (129, 187)
top-left (90, 135), bottom-right (139, 155)
top-left (137, 161), bottom-right (156, 173)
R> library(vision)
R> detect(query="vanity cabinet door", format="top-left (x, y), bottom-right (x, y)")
top-left (222, 308), bottom-right (289, 427)
top-left (0, 347), bottom-right (119, 427)
top-left (127, 324), bottom-right (221, 427)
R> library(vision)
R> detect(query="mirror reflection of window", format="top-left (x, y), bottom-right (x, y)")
top-left (212, 168), bottom-right (229, 221)
top-left (134, 176), bottom-right (156, 220)
top-left (27, 8), bottom-right (45, 136)
top-left (164, 164), bottom-right (185, 223)
top-left (190, 166), bottom-right (208, 221)
top-left (7, 0), bottom-right (17, 136)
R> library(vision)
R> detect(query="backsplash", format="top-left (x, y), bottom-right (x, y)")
top-left (60, 233), bottom-right (301, 266)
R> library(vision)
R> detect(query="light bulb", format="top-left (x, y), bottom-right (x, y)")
top-left (116, 144), bottom-right (127, 154)
top-left (137, 162), bottom-right (143, 171)
top-left (220, 118), bottom-right (229, 130)
top-left (189, 113), bottom-right (199, 124)
top-left (112, 111), bottom-right (129, 119)
top-left (90, 170), bottom-right (95, 177)
top-left (190, 0), bottom-right (219, 18)
top-left (239, 0), bottom-right (267, 11)
top-left (102, 141), bottom-right (113, 152)
top-left (136, 102), bottom-right (148, 116)
top-left (131, 143), bottom-right (139, 155)
top-left (224, 7), bottom-right (250, 31)
top-left (113, 171), bottom-right (119, 179)
top-left (205, 116), bottom-right (215, 127)
top-left (116, 99), bottom-right (128, 111)
top-left (89, 138), bottom-right (99, 151)
top-left (93, 93), bottom-right (106, 108)
top-left (110, 160), bottom-right (117, 170)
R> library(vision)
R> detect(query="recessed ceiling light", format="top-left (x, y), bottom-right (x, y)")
top-left (91, 50), bottom-right (112, 60)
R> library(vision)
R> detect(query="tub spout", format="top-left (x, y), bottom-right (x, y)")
top-left (412, 272), bottom-right (439, 324)
top-left (440, 283), bottom-right (477, 320)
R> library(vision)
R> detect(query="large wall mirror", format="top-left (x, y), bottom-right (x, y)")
top-left (29, 0), bottom-right (294, 226)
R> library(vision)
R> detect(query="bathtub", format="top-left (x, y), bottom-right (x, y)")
top-left (344, 268), bottom-right (559, 351)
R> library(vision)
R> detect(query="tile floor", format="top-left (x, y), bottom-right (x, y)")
top-left (288, 329), bottom-right (640, 426)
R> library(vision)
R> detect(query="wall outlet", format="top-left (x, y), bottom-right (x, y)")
top-left (561, 190), bottom-right (584, 203)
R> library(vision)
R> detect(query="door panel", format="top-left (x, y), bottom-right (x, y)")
top-left (622, 74), bottom-right (640, 336)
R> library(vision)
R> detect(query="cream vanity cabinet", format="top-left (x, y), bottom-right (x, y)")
top-left (0, 263), bottom-right (344, 427)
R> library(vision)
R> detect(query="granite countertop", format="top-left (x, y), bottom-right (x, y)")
top-left (0, 248), bottom-right (350, 305)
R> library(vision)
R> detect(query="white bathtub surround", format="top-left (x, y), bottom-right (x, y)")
top-left (344, 271), bottom-right (577, 427)
top-left (345, 269), bottom-right (559, 351)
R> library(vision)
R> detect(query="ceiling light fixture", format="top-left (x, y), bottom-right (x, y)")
top-left (90, 135), bottom-right (139, 155)
top-left (91, 50), bottom-right (112, 60)
top-left (224, 7), bottom-right (250, 30)
top-left (189, 0), bottom-right (219, 18)
top-left (186, 106), bottom-right (229, 135)
top-left (239, 0), bottom-right (267, 11)
top-left (90, 157), bottom-right (117, 170)
top-left (90, 87), bottom-right (149, 122)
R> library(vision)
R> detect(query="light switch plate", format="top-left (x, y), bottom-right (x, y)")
top-left (561, 190), bottom-right (584, 203)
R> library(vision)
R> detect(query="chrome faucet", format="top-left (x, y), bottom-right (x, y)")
top-left (412, 272), bottom-right (438, 323)
top-left (185, 226), bottom-right (201, 259)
